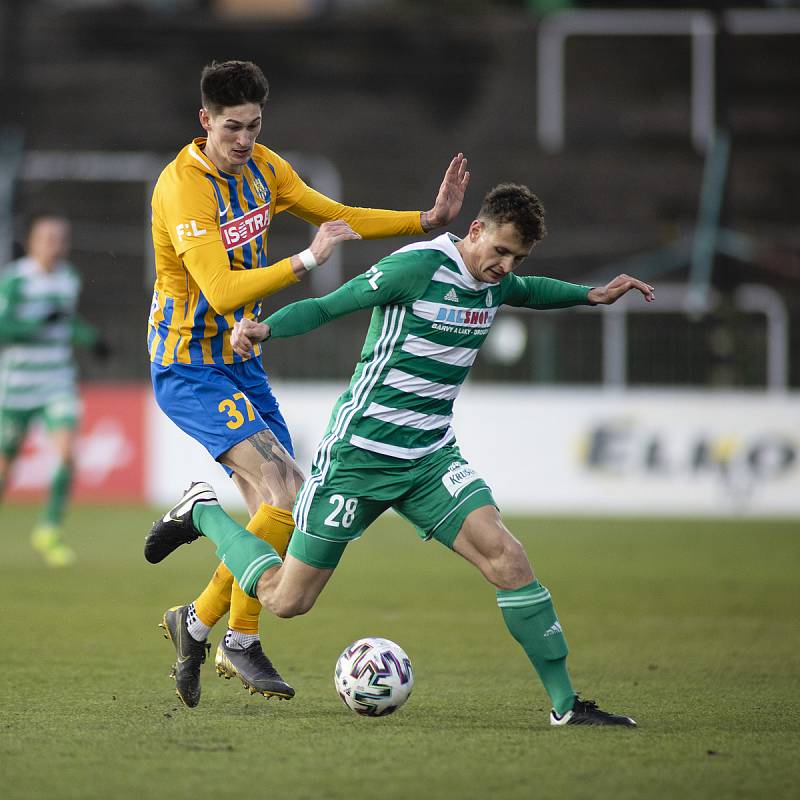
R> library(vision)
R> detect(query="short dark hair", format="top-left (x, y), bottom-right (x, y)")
top-left (477, 183), bottom-right (547, 245)
top-left (200, 60), bottom-right (269, 114)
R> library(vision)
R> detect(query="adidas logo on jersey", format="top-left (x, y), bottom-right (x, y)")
top-left (443, 288), bottom-right (460, 303)
top-left (544, 621), bottom-right (562, 638)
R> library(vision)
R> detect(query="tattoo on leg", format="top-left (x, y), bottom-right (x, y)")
top-left (246, 431), bottom-right (304, 494)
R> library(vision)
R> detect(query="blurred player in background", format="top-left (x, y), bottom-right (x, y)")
top-left (147, 183), bottom-right (654, 727)
top-left (0, 214), bottom-right (107, 566)
top-left (149, 59), bottom-right (469, 707)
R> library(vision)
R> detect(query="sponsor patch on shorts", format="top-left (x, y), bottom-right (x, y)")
top-left (441, 460), bottom-right (481, 497)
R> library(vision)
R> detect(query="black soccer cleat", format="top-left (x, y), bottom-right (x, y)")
top-left (215, 638), bottom-right (295, 700)
top-left (159, 604), bottom-right (211, 709)
top-left (144, 481), bottom-right (218, 564)
top-left (550, 696), bottom-right (637, 728)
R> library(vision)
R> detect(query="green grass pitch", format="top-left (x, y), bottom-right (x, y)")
top-left (1, 504), bottom-right (798, 800)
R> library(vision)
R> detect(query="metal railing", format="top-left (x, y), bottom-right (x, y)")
top-left (577, 282), bottom-right (789, 391)
top-left (537, 7), bottom-right (800, 154)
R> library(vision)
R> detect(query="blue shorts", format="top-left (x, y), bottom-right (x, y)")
top-left (151, 360), bottom-right (294, 467)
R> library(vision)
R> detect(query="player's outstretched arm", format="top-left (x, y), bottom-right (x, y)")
top-left (508, 274), bottom-right (654, 310)
top-left (285, 153), bottom-right (469, 239)
top-left (230, 223), bottom-right (365, 358)
top-left (230, 275), bottom-right (363, 358)
top-left (420, 153), bottom-right (470, 232)
top-left (587, 274), bottom-right (655, 305)
top-left (231, 248), bottom-right (430, 358)
top-left (185, 221), bottom-right (360, 316)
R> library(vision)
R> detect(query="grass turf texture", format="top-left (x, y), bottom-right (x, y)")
top-left (1, 504), bottom-right (798, 800)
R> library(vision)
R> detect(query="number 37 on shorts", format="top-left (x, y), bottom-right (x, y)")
top-left (218, 391), bottom-right (255, 430)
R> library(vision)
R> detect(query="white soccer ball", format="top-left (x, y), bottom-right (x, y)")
top-left (334, 637), bottom-right (414, 716)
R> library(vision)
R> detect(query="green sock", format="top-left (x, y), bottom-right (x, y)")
top-left (192, 502), bottom-right (281, 597)
top-left (43, 462), bottom-right (73, 526)
top-left (497, 580), bottom-right (576, 716)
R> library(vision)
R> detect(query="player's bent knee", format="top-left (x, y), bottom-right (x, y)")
top-left (267, 593), bottom-right (315, 619)
top-left (259, 574), bottom-right (317, 618)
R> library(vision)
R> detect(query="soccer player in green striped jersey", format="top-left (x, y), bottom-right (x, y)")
top-left (0, 215), bottom-right (106, 566)
top-left (147, 184), bottom-right (654, 726)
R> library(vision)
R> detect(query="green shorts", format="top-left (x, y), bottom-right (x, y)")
top-left (0, 395), bottom-right (80, 458)
top-left (288, 441), bottom-right (497, 570)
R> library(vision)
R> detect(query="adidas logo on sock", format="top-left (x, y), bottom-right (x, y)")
top-left (444, 288), bottom-right (459, 303)
top-left (544, 621), bottom-right (562, 638)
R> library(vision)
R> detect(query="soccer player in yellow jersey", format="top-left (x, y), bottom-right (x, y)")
top-left (148, 60), bottom-right (469, 707)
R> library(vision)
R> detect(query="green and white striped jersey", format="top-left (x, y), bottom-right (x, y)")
top-left (266, 233), bottom-right (592, 460)
top-left (0, 257), bottom-right (81, 411)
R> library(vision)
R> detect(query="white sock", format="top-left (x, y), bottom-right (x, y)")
top-left (225, 629), bottom-right (259, 650)
top-left (185, 602), bottom-right (212, 642)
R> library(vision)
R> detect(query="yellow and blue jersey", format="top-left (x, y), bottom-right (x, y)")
top-left (148, 137), bottom-right (423, 367)
top-left (149, 138), bottom-right (297, 366)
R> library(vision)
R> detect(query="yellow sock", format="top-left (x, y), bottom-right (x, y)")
top-left (193, 561), bottom-right (234, 627)
top-left (229, 504), bottom-right (295, 634)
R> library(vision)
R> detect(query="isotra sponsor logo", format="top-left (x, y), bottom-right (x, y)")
top-left (220, 203), bottom-right (270, 250)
